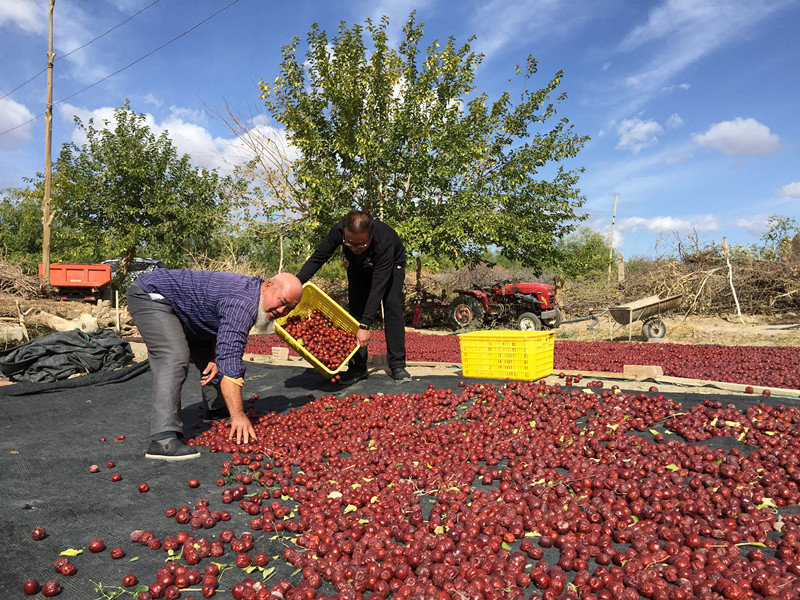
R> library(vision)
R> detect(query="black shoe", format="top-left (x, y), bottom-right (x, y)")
top-left (336, 368), bottom-right (369, 386)
top-left (144, 439), bottom-right (201, 461)
top-left (203, 406), bottom-right (230, 422)
top-left (391, 367), bottom-right (412, 382)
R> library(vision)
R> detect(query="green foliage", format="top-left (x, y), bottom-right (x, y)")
top-left (222, 220), bottom-right (310, 274)
top-left (759, 214), bottom-right (798, 261)
top-left (36, 100), bottom-right (238, 279)
top-left (555, 227), bottom-right (613, 280)
top-left (0, 188), bottom-right (45, 272)
top-left (260, 12), bottom-right (588, 271)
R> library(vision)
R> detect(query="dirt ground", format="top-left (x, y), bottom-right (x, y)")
top-left (553, 312), bottom-right (800, 346)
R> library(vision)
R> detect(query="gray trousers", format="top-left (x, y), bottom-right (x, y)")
top-left (127, 283), bottom-right (223, 439)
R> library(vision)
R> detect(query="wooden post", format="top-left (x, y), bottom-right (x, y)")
top-left (41, 0), bottom-right (56, 280)
top-left (608, 194), bottom-right (618, 281)
top-left (553, 276), bottom-right (564, 308)
top-left (617, 252), bottom-right (625, 282)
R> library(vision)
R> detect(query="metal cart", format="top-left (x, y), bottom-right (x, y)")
top-left (608, 294), bottom-right (683, 340)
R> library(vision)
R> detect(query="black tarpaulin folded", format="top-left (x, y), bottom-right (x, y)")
top-left (0, 328), bottom-right (134, 383)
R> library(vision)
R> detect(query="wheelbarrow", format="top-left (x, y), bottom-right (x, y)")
top-left (607, 294), bottom-right (683, 340)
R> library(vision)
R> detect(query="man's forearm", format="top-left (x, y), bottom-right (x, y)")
top-left (220, 376), bottom-right (245, 417)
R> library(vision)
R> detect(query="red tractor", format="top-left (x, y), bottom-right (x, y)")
top-left (447, 282), bottom-right (563, 331)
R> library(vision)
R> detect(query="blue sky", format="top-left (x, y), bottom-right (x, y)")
top-left (1, 0), bottom-right (798, 259)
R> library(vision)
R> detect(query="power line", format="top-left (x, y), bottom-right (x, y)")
top-left (0, 0), bottom-right (242, 139)
top-left (0, 0), bottom-right (161, 102)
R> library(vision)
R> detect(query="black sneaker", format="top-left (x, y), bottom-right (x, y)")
top-left (203, 406), bottom-right (230, 422)
top-left (391, 367), bottom-right (412, 382)
top-left (336, 368), bottom-right (369, 386)
top-left (144, 439), bottom-right (201, 461)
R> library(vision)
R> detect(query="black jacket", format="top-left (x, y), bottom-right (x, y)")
top-left (297, 218), bottom-right (405, 326)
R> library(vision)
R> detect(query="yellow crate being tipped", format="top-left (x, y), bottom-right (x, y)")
top-left (458, 330), bottom-right (555, 380)
top-left (274, 282), bottom-right (361, 378)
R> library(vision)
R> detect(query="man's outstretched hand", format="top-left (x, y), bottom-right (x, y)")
top-left (228, 413), bottom-right (257, 445)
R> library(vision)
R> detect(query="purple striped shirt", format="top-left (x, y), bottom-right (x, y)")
top-left (136, 269), bottom-right (263, 380)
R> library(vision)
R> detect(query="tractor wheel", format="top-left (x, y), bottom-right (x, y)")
top-left (642, 317), bottom-right (666, 339)
top-left (449, 295), bottom-right (484, 329)
top-left (517, 312), bottom-right (542, 331)
top-left (541, 306), bottom-right (564, 329)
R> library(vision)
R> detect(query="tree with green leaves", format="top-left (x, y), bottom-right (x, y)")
top-left (759, 214), bottom-right (798, 261)
top-left (555, 227), bottom-right (613, 280)
top-left (0, 187), bottom-right (45, 272)
top-left (260, 12), bottom-right (588, 271)
top-left (44, 100), bottom-right (237, 283)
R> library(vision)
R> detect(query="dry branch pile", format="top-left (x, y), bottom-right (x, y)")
top-left (0, 260), bottom-right (51, 299)
top-left (566, 259), bottom-right (800, 319)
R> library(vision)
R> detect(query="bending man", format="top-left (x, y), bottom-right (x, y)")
top-left (128, 269), bottom-right (303, 460)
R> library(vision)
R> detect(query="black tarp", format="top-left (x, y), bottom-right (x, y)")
top-left (0, 328), bottom-right (134, 383)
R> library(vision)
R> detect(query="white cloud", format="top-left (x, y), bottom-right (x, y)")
top-left (615, 117), bottom-right (663, 153)
top-left (168, 106), bottom-right (207, 125)
top-left (735, 214), bottom-right (770, 236)
top-left (55, 102), bottom-right (295, 175)
top-left (0, 98), bottom-right (36, 149)
top-left (665, 113), bottom-right (683, 129)
top-left (0, 0), bottom-right (45, 35)
top-left (778, 182), bottom-right (800, 198)
top-left (587, 213), bottom-right (719, 254)
top-left (159, 117), bottom-right (221, 169)
top-left (617, 214), bottom-right (718, 234)
top-left (143, 94), bottom-right (162, 109)
top-left (58, 103), bottom-right (117, 145)
top-left (693, 117), bottom-right (780, 156)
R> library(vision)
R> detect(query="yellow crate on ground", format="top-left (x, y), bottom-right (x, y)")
top-left (274, 282), bottom-right (361, 378)
top-left (458, 330), bottom-right (555, 380)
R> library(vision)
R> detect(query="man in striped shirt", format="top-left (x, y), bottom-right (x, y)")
top-left (128, 269), bottom-right (303, 461)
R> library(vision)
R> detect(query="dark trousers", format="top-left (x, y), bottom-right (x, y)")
top-left (127, 283), bottom-right (223, 439)
top-left (347, 263), bottom-right (406, 370)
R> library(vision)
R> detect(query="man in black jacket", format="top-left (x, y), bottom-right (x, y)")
top-left (297, 210), bottom-right (410, 384)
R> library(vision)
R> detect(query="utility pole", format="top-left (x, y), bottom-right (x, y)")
top-left (42, 0), bottom-right (56, 281)
top-left (608, 194), bottom-right (618, 281)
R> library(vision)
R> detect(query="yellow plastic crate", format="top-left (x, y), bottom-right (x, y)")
top-left (458, 330), bottom-right (555, 380)
top-left (274, 282), bottom-right (361, 377)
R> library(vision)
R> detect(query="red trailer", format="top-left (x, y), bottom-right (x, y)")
top-left (38, 263), bottom-right (112, 302)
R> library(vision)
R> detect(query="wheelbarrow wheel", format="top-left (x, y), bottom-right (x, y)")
top-left (517, 312), bottom-right (542, 331)
top-left (642, 317), bottom-right (666, 339)
top-left (449, 295), bottom-right (484, 329)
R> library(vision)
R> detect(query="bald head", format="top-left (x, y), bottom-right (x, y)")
top-left (272, 272), bottom-right (304, 306)
top-left (259, 273), bottom-right (303, 321)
